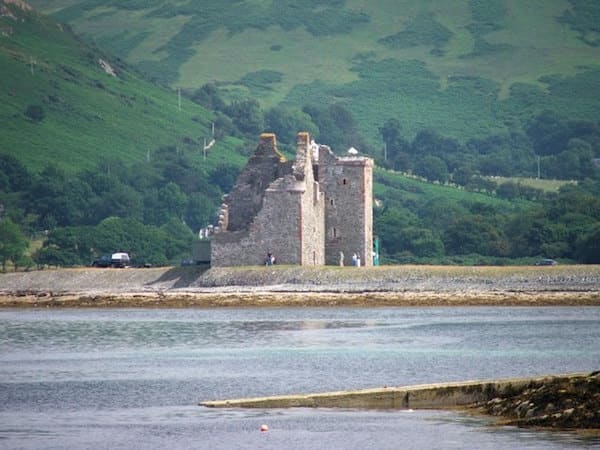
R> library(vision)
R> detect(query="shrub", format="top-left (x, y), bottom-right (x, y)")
top-left (24, 104), bottom-right (45, 122)
top-left (378, 12), bottom-right (452, 49)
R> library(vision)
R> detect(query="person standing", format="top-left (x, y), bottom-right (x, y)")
top-left (265, 252), bottom-right (274, 266)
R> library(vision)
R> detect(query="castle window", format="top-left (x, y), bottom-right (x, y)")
top-left (342, 178), bottom-right (347, 185)
top-left (330, 198), bottom-right (334, 206)
top-left (332, 227), bottom-right (338, 238)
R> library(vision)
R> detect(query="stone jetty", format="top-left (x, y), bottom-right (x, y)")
top-left (201, 372), bottom-right (600, 430)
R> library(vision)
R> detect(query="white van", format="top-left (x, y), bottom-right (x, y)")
top-left (111, 252), bottom-right (130, 268)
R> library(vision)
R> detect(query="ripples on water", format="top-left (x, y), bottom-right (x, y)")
top-left (1, 307), bottom-right (599, 449)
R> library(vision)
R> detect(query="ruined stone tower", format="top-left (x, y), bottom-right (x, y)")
top-left (210, 132), bottom-right (373, 267)
top-left (318, 145), bottom-right (374, 267)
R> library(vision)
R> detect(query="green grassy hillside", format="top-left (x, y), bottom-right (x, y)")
top-left (0, 0), bottom-right (527, 210)
top-left (0, 1), bottom-right (246, 173)
top-left (28, 0), bottom-right (600, 143)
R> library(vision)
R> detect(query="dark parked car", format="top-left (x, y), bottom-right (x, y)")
top-left (535, 258), bottom-right (558, 266)
top-left (91, 255), bottom-right (112, 267)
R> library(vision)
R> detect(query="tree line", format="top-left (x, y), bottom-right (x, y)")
top-left (2, 85), bottom-right (600, 269)
top-left (379, 111), bottom-right (600, 186)
top-left (374, 178), bottom-right (600, 264)
top-left (0, 145), bottom-right (235, 269)
top-left (196, 83), bottom-right (600, 186)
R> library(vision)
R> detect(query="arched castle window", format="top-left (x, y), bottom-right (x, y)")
top-left (342, 178), bottom-right (347, 185)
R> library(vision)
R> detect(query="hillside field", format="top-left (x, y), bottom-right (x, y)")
top-left (0, 2), bottom-right (246, 172)
top-left (28, 0), bottom-right (600, 143)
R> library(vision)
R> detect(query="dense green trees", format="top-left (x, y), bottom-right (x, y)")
top-left (191, 83), bottom-right (376, 156)
top-left (0, 154), bottom-right (31, 192)
top-left (414, 155), bottom-right (449, 183)
top-left (1, 141), bottom-right (225, 267)
top-left (303, 103), bottom-right (371, 153)
top-left (265, 106), bottom-right (318, 145)
top-left (224, 99), bottom-right (265, 136)
top-left (32, 217), bottom-right (194, 267)
top-left (0, 218), bottom-right (29, 271)
top-left (194, 87), bottom-right (593, 186)
top-left (376, 112), bottom-right (600, 185)
top-left (379, 118), bottom-right (412, 169)
top-left (374, 178), bottom-right (600, 264)
top-left (191, 83), bottom-right (226, 111)
top-left (575, 224), bottom-right (600, 263)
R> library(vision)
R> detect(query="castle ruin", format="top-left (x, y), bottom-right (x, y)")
top-left (210, 132), bottom-right (373, 266)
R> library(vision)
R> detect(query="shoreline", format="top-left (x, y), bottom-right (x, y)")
top-left (2, 291), bottom-right (600, 308)
top-left (1, 265), bottom-right (600, 308)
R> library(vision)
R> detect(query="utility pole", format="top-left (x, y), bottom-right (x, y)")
top-left (178, 88), bottom-right (181, 111)
top-left (537, 156), bottom-right (541, 179)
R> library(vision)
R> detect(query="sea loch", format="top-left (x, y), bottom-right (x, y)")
top-left (1, 307), bottom-right (599, 449)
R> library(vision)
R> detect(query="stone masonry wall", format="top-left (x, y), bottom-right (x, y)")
top-left (297, 132), bottom-right (325, 265)
top-left (319, 147), bottom-right (373, 266)
top-left (223, 133), bottom-right (289, 232)
top-left (300, 180), bottom-right (325, 265)
top-left (253, 186), bottom-right (304, 264)
top-left (211, 132), bottom-right (371, 267)
top-left (211, 185), bottom-right (304, 266)
top-left (211, 132), bottom-right (324, 266)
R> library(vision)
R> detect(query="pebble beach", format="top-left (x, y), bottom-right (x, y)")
top-left (1, 264), bottom-right (599, 308)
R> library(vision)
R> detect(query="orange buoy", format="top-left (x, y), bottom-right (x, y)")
top-left (260, 424), bottom-right (269, 432)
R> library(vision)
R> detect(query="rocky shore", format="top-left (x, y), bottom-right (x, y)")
top-left (1, 264), bottom-right (600, 307)
top-left (472, 371), bottom-right (600, 430)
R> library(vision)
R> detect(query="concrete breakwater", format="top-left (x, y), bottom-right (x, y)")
top-left (202, 372), bottom-right (600, 429)
top-left (201, 373), bottom-right (584, 409)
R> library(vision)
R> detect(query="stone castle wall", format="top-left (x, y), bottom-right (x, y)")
top-left (297, 132), bottom-right (325, 265)
top-left (319, 147), bottom-right (374, 266)
top-left (221, 134), bottom-right (290, 232)
top-left (211, 132), bottom-right (372, 267)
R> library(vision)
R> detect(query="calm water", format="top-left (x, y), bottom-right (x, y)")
top-left (1, 307), bottom-right (599, 449)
